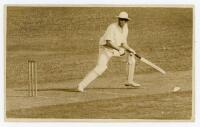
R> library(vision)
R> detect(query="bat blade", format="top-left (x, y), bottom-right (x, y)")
top-left (140, 57), bottom-right (166, 74)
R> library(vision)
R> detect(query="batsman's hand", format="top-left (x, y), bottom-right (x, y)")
top-left (119, 48), bottom-right (125, 56)
top-left (121, 43), bottom-right (136, 54)
top-left (129, 49), bottom-right (136, 54)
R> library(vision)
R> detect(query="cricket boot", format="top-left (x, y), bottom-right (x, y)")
top-left (125, 81), bottom-right (141, 87)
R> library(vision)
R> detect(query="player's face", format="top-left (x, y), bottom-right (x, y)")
top-left (118, 18), bottom-right (128, 28)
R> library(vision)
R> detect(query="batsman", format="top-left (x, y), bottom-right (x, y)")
top-left (78, 12), bottom-right (140, 92)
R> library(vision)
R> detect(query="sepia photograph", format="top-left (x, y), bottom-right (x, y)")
top-left (5, 5), bottom-right (194, 121)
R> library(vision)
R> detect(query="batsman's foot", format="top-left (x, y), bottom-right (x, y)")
top-left (77, 86), bottom-right (84, 92)
top-left (125, 81), bottom-right (141, 87)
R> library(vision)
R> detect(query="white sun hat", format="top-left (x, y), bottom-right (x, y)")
top-left (116, 11), bottom-right (131, 20)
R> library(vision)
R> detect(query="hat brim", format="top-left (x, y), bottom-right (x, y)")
top-left (116, 16), bottom-right (131, 21)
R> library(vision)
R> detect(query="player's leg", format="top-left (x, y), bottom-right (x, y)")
top-left (77, 51), bottom-right (112, 92)
top-left (126, 53), bottom-right (141, 87)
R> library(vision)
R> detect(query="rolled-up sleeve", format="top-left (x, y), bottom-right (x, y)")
top-left (104, 25), bottom-right (114, 43)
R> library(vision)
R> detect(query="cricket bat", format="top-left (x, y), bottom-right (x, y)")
top-left (133, 53), bottom-right (166, 74)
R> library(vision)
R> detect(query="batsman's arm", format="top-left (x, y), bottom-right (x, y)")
top-left (103, 40), bottom-right (121, 51)
top-left (121, 43), bottom-right (136, 54)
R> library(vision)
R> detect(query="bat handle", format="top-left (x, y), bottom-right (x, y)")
top-left (134, 54), bottom-right (141, 59)
top-left (129, 52), bottom-right (141, 59)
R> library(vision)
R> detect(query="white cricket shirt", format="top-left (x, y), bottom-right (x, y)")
top-left (99, 22), bottom-right (128, 47)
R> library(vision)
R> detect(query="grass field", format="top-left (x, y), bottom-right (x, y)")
top-left (7, 91), bottom-right (192, 119)
top-left (6, 7), bottom-right (193, 120)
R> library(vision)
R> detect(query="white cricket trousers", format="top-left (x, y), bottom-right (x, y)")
top-left (78, 49), bottom-right (135, 89)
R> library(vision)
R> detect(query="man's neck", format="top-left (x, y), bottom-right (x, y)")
top-left (117, 23), bottom-right (123, 28)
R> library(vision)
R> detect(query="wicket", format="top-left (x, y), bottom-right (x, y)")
top-left (28, 60), bottom-right (38, 97)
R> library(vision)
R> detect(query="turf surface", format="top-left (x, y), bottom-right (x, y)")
top-left (7, 91), bottom-right (192, 119)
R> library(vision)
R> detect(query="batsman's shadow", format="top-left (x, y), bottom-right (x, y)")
top-left (88, 87), bottom-right (141, 90)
